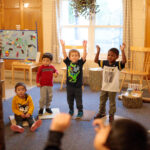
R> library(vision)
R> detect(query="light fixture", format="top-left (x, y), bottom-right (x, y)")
top-left (24, 3), bottom-right (29, 8)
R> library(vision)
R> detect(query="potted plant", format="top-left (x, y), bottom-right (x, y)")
top-left (70, 0), bottom-right (100, 18)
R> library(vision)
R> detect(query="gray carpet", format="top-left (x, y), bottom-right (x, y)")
top-left (3, 83), bottom-right (150, 150)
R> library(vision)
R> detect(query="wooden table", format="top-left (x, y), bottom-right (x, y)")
top-left (12, 62), bottom-right (40, 85)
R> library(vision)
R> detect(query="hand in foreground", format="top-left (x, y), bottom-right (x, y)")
top-left (96, 45), bottom-right (100, 53)
top-left (50, 113), bottom-right (71, 132)
top-left (93, 119), bottom-right (111, 150)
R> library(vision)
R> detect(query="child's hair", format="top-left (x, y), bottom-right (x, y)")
top-left (105, 119), bottom-right (148, 150)
top-left (109, 48), bottom-right (119, 56)
top-left (69, 49), bottom-right (80, 58)
top-left (42, 53), bottom-right (53, 61)
top-left (15, 82), bottom-right (27, 91)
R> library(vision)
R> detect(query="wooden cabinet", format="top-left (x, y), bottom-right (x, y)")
top-left (0, 0), bottom-right (43, 70)
top-left (0, 59), bottom-right (5, 149)
top-left (145, 0), bottom-right (150, 47)
top-left (0, 60), bottom-right (5, 100)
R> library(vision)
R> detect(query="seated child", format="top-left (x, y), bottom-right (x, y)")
top-left (10, 82), bottom-right (42, 133)
top-left (60, 40), bottom-right (87, 118)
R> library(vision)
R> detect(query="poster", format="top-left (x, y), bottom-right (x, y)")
top-left (0, 30), bottom-right (38, 60)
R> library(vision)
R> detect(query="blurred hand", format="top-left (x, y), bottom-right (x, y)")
top-left (37, 83), bottom-right (41, 87)
top-left (21, 113), bottom-right (26, 118)
top-left (83, 40), bottom-right (87, 48)
top-left (96, 45), bottom-right (100, 53)
top-left (54, 72), bottom-right (58, 78)
top-left (60, 40), bottom-right (65, 47)
top-left (50, 113), bottom-right (71, 132)
top-left (25, 113), bottom-right (30, 118)
top-left (93, 119), bottom-right (111, 150)
top-left (120, 43), bottom-right (126, 51)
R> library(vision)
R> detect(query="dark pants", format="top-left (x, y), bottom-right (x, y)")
top-left (67, 86), bottom-right (83, 112)
top-left (99, 91), bottom-right (117, 116)
top-left (15, 114), bottom-right (34, 127)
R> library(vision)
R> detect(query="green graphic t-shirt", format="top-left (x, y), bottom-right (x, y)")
top-left (64, 57), bottom-right (86, 87)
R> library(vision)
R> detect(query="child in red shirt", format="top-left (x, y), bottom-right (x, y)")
top-left (36, 53), bottom-right (58, 115)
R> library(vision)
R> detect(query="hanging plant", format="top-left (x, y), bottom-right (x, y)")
top-left (70, 0), bottom-right (100, 18)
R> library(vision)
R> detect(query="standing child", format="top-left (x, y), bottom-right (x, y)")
top-left (36, 52), bottom-right (58, 115)
top-left (11, 82), bottom-right (42, 133)
top-left (60, 40), bottom-right (87, 118)
top-left (94, 43), bottom-right (126, 122)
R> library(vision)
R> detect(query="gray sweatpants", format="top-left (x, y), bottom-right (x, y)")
top-left (39, 86), bottom-right (53, 109)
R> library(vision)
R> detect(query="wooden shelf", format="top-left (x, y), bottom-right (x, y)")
top-left (0, 59), bottom-right (5, 100)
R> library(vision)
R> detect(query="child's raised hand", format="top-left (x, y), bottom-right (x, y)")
top-left (96, 45), bottom-right (100, 53)
top-left (120, 43), bottom-right (126, 51)
top-left (60, 40), bottom-right (65, 47)
top-left (83, 40), bottom-right (87, 48)
top-left (50, 113), bottom-right (71, 132)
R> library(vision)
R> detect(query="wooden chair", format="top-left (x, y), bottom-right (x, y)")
top-left (60, 45), bottom-right (85, 90)
top-left (120, 47), bottom-right (150, 92)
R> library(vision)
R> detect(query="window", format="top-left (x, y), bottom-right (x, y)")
top-left (61, 0), bottom-right (123, 59)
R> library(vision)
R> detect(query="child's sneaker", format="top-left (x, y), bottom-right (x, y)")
top-left (46, 108), bottom-right (52, 114)
top-left (109, 115), bottom-right (114, 123)
top-left (94, 113), bottom-right (106, 119)
top-left (30, 120), bottom-right (42, 132)
top-left (69, 110), bottom-right (74, 116)
top-left (38, 108), bottom-right (43, 115)
top-left (76, 111), bottom-right (83, 119)
top-left (10, 125), bottom-right (24, 133)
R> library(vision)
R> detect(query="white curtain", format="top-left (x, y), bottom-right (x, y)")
top-left (122, 0), bottom-right (133, 68)
top-left (43, 0), bottom-right (61, 63)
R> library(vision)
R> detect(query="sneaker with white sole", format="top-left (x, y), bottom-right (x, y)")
top-left (10, 125), bottom-right (24, 133)
top-left (30, 120), bottom-right (42, 132)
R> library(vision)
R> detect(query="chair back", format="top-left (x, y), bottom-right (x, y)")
top-left (128, 47), bottom-right (150, 74)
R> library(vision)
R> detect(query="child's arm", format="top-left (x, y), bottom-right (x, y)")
top-left (36, 67), bottom-right (42, 87)
top-left (82, 40), bottom-right (87, 61)
top-left (120, 43), bottom-right (127, 64)
top-left (60, 40), bottom-right (67, 59)
top-left (94, 45), bottom-right (100, 63)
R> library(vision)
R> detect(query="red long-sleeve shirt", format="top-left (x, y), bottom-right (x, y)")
top-left (36, 65), bottom-right (58, 86)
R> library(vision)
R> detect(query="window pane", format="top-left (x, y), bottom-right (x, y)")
top-left (61, 27), bottom-right (88, 45)
top-left (95, 28), bottom-right (123, 53)
top-left (62, 1), bottom-right (89, 25)
top-left (96, 0), bottom-right (123, 25)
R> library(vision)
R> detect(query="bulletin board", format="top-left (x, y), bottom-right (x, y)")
top-left (0, 30), bottom-right (38, 60)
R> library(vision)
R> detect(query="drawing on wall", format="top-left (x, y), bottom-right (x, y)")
top-left (0, 30), bottom-right (38, 60)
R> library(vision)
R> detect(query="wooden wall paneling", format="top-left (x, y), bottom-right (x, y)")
top-left (4, 0), bottom-right (20, 8)
top-left (2, 0), bottom-right (43, 70)
top-left (3, 9), bottom-right (21, 29)
top-left (24, 8), bottom-right (43, 53)
top-left (23, 0), bottom-right (41, 8)
top-left (145, 0), bottom-right (150, 47)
